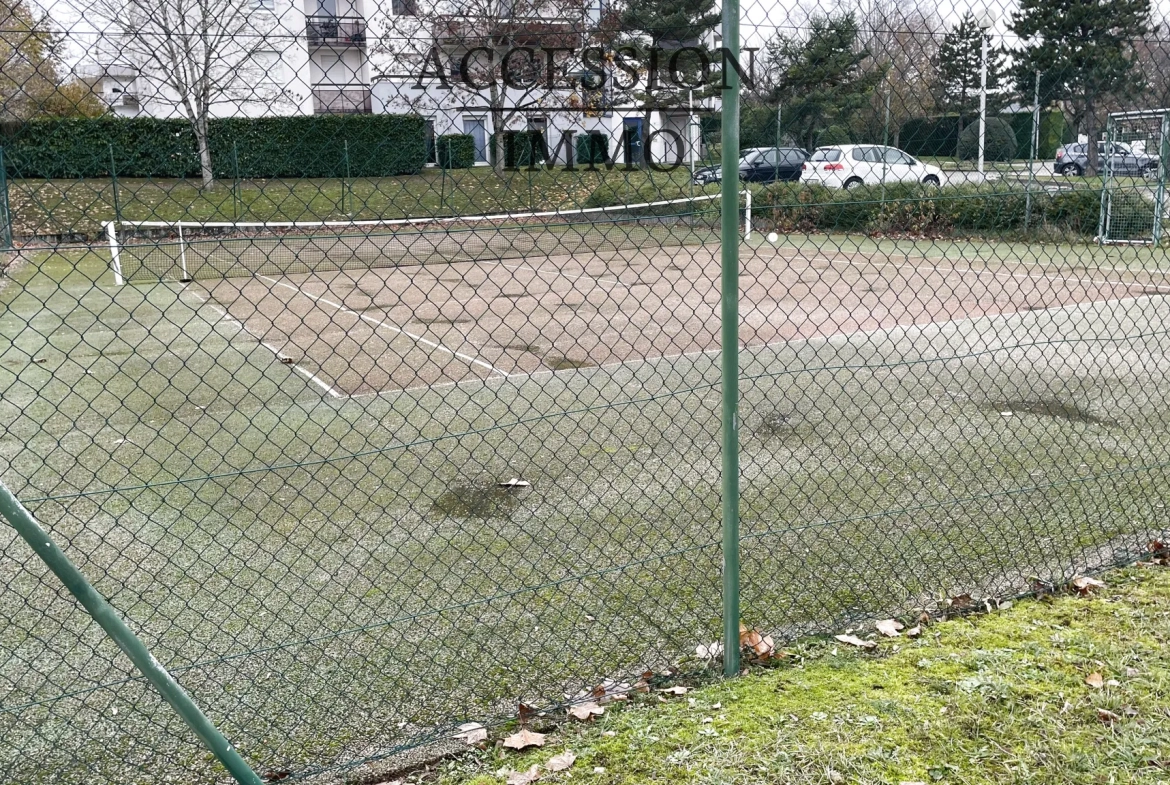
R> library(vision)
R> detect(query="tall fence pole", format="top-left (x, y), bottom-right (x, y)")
top-left (108, 143), bottom-right (122, 225)
top-left (232, 141), bottom-right (242, 220)
top-left (0, 480), bottom-right (263, 785)
top-left (720, 0), bottom-right (742, 678)
top-left (0, 146), bottom-right (12, 250)
top-left (1025, 71), bottom-right (1041, 234)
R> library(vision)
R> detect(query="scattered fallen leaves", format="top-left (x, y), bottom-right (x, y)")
top-left (834, 634), bottom-right (877, 649)
top-left (1097, 707), bottom-right (1121, 725)
top-left (518, 703), bottom-right (537, 726)
top-left (739, 624), bottom-right (777, 659)
top-left (659, 686), bottom-right (688, 696)
top-left (1142, 540), bottom-right (1170, 566)
top-left (567, 702), bottom-right (604, 721)
top-left (905, 626), bottom-right (922, 638)
top-left (1085, 672), bottom-right (1104, 689)
top-left (1072, 575), bottom-right (1106, 595)
top-left (875, 619), bottom-right (904, 637)
top-left (503, 729), bottom-right (546, 750)
top-left (948, 593), bottom-right (976, 610)
top-left (696, 642), bottom-right (723, 659)
top-left (278, 356), bottom-right (294, 364)
top-left (546, 751), bottom-right (577, 772)
top-left (262, 771), bottom-right (291, 782)
top-left (505, 765), bottom-right (542, 785)
top-left (453, 722), bottom-right (487, 746)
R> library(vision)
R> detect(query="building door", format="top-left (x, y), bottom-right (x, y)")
top-left (623, 118), bottom-right (643, 166)
top-left (464, 118), bottom-right (487, 164)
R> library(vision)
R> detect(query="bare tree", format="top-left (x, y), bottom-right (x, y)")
top-left (373, 0), bottom-right (596, 174)
top-left (2, 0), bottom-right (103, 120)
top-left (92, 0), bottom-right (286, 187)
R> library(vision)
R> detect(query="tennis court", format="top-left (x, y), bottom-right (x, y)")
top-left (179, 231), bottom-right (1170, 397)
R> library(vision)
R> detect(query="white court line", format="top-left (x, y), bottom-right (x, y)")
top-left (186, 291), bottom-right (343, 399)
top-left (257, 274), bottom-right (508, 379)
top-left (808, 252), bottom-right (1170, 292)
top-left (767, 245), bottom-right (1170, 291)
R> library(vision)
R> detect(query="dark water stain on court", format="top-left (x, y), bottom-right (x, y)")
top-left (503, 342), bottom-right (543, 354)
top-left (1138, 287), bottom-right (1169, 296)
top-left (414, 315), bottom-right (472, 325)
top-left (753, 410), bottom-right (803, 442)
top-left (497, 292), bottom-right (530, 300)
top-left (544, 355), bottom-right (595, 371)
top-left (430, 482), bottom-right (523, 519)
top-left (987, 398), bottom-right (1118, 427)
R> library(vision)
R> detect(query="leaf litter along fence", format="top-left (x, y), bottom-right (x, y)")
top-left (3, 0), bottom-right (1170, 781)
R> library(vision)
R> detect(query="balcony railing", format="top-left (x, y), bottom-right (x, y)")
top-left (312, 87), bottom-right (372, 114)
top-left (306, 16), bottom-right (366, 47)
top-left (107, 92), bottom-right (140, 108)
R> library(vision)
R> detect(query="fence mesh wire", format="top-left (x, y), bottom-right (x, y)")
top-left (3, 0), bottom-right (1170, 781)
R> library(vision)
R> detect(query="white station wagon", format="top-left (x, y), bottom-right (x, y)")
top-left (801, 144), bottom-right (943, 189)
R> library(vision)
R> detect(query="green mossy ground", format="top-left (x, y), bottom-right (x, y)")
top-left (441, 565), bottom-right (1170, 785)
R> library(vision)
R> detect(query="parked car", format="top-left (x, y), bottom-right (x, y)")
top-left (1054, 142), bottom-right (1159, 177)
top-left (691, 147), bottom-right (809, 185)
top-left (800, 145), bottom-right (943, 189)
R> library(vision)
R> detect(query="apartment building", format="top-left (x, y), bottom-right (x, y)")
top-left (93, 0), bottom-right (714, 168)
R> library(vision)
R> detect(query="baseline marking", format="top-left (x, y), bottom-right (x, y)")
top-left (187, 290), bottom-right (343, 399)
top-left (257, 274), bottom-right (508, 379)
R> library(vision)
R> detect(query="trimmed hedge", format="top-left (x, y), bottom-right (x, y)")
top-left (958, 117), bottom-right (1018, 162)
top-left (0, 114), bottom-right (428, 179)
top-left (816, 125), bottom-right (852, 147)
top-left (437, 134), bottom-right (475, 169)
top-left (901, 111), bottom-right (1071, 160)
top-left (750, 181), bottom-right (1134, 238)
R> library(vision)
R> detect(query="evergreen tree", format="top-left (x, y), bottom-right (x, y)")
top-left (765, 13), bottom-right (886, 151)
top-left (1011, 0), bottom-right (1151, 175)
top-left (934, 13), bottom-right (1007, 138)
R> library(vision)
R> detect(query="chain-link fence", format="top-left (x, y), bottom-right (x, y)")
top-left (3, 0), bottom-right (1170, 781)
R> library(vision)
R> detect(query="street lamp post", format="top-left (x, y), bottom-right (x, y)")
top-left (977, 10), bottom-right (997, 177)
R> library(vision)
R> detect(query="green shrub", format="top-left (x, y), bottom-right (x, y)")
top-left (437, 134), bottom-right (475, 169)
top-left (957, 117), bottom-right (1018, 162)
top-left (816, 125), bottom-right (852, 147)
top-left (753, 181), bottom-right (1130, 239)
top-left (1, 115), bottom-right (428, 179)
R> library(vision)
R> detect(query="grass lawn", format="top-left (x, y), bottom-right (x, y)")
top-left (439, 562), bottom-right (1170, 785)
top-left (6, 166), bottom-right (708, 240)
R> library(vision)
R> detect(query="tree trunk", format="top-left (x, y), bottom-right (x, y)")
top-left (491, 107), bottom-right (507, 175)
top-left (195, 114), bottom-right (214, 189)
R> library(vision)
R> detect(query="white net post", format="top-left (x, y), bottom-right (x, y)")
top-left (178, 223), bottom-right (190, 281)
top-left (105, 221), bottom-right (124, 286)
top-left (743, 189), bottom-right (752, 241)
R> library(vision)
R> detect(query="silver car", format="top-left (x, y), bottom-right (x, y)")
top-left (1054, 141), bottom-right (1159, 177)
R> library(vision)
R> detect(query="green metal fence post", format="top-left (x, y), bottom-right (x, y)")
top-left (343, 139), bottom-right (352, 218)
top-left (0, 480), bottom-right (263, 785)
top-left (108, 143), bottom-right (122, 224)
top-left (720, 0), bottom-right (742, 679)
top-left (0, 146), bottom-right (12, 250)
top-left (232, 141), bottom-right (242, 220)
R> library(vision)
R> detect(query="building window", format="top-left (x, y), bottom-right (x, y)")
top-left (252, 0), bottom-right (275, 9)
top-left (392, 0), bottom-right (416, 15)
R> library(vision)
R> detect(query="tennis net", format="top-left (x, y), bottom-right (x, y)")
top-left (106, 194), bottom-right (735, 284)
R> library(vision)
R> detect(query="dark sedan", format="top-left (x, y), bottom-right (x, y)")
top-left (692, 147), bottom-right (809, 185)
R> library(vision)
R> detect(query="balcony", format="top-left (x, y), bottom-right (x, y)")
top-left (313, 87), bottom-right (372, 114)
top-left (107, 92), bottom-right (140, 108)
top-left (306, 16), bottom-right (366, 47)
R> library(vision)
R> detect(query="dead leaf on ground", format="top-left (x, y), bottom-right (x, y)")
top-left (905, 626), bottom-right (922, 638)
top-left (659, 686), bottom-right (688, 696)
top-left (876, 619), bottom-right (904, 637)
top-left (503, 729), bottom-right (546, 750)
top-left (835, 634), bottom-right (877, 649)
top-left (1072, 575), bottom-right (1106, 595)
top-left (546, 751), bottom-right (577, 772)
top-left (739, 625), bottom-right (776, 659)
top-left (696, 642), bottom-right (723, 659)
top-left (948, 593), bottom-right (976, 610)
top-left (567, 702), bottom-right (604, 721)
top-left (1097, 707), bottom-right (1121, 725)
top-left (505, 765), bottom-right (542, 785)
top-left (453, 722), bottom-right (488, 745)
top-left (1085, 672), bottom-right (1104, 689)
top-left (518, 702), bottom-right (538, 726)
